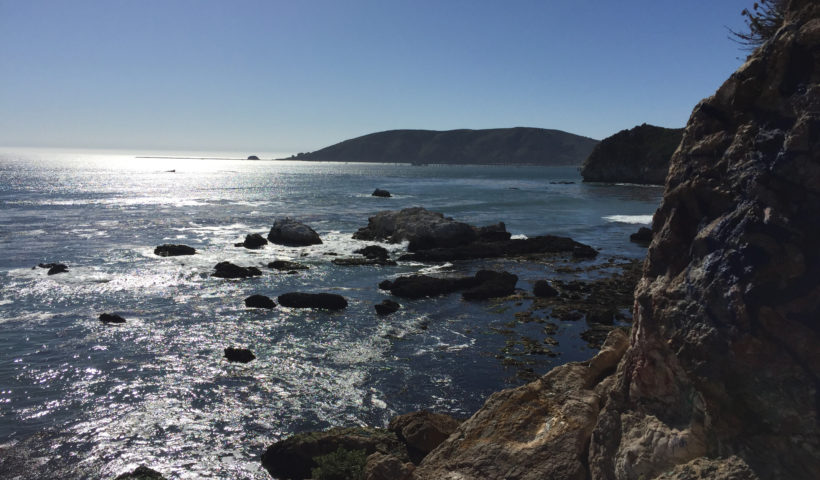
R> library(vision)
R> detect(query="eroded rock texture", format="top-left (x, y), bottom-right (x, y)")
top-left (589, 2), bottom-right (820, 479)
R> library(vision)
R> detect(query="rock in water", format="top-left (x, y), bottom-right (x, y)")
top-left (374, 299), bottom-right (400, 316)
top-left (38, 262), bottom-right (68, 274)
top-left (629, 226), bottom-right (653, 245)
top-left (532, 280), bottom-right (558, 298)
top-left (223, 347), bottom-right (255, 363)
top-left (99, 313), bottom-right (126, 324)
top-left (239, 233), bottom-right (268, 249)
top-left (278, 292), bottom-right (348, 310)
top-left (114, 465), bottom-right (167, 480)
top-left (212, 261), bottom-right (263, 279)
top-left (588, 4), bottom-right (820, 479)
top-left (247, 155), bottom-right (260, 160)
top-left (461, 270), bottom-right (517, 300)
top-left (268, 260), bottom-right (310, 270)
top-left (154, 244), bottom-right (196, 256)
top-left (267, 218), bottom-right (323, 246)
top-left (352, 207), bottom-right (478, 249)
top-left (244, 294), bottom-right (276, 309)
top-left (372, 188), bottom-right (391, 197)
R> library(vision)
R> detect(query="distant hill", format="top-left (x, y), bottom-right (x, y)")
top-left (284, 128), bottom-right (599, 166)
top-left (580, 123), bottom-right (683, 185)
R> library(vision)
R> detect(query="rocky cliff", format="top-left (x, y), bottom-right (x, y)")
top-left (285, 127), bottom-right (599, 166)
top-left (580, 124), bottom-right (683, 185)
top-left (413, 1), bottom-right (819, 479)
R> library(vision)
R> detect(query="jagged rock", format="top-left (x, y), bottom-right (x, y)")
top-left (237, 233), bottom-right (268, 249)
top-left (114, 465), bottom-right (167, 480)
top-left (154, 244), bottom-right (196, 256)
top-left (352, 207), bottom-right (478, 249)
top-left (223, 347), bottom-right (255, 363)
top-left (99, 313), bottom-right (126, 324)
top-left (278, 292), bottom-right (348, 310)
top-left (629, 226), bottom-right (653, 245)
top-left (372, 188), bottom-right (391, 197)
top-left (374, 299), bottom-right (400, 316)
top-left (268, 260), bottom-right (309, 271)
top-left (461, 270), bottom-right (518, 300)
top-left (580, 123), bottom-right (683, 185)
top-left (414, 329), bottom-right (629, 479)
top-left (533, 280), bottom-right (558, 298)
top-left (212, 261), bottom-right (262, 279)
top-left (388, 411), bottom-right (460, 463)
top-left (267, 218), bottom-right (322, 246)
top-left (651, 456), bottom-right (760, 480)
top-left (244, 294), bottom-right (276, 309)
top-left (37, 262), bottom-right (68, 275)
top-left (399, 234), bottom-right (597, 262)
top-left (588, 4), bottom-right (820, 479)
top-left (261, 427), bottom-right (410, 480)
top-left (364, 452), bottom-right (415, 480)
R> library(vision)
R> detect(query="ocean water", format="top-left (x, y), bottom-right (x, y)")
top-left (0, 150), bottom-right (662, 479)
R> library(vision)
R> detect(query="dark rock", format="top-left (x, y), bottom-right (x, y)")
top-left (372, 188), bottom-right (391, 197)
top-left (375, 299), bottom-right (400, 316)
top-left (114, 465), bottom-right (167, 480)
top-left (461, 270), bottom-right (517, 301)
top-left (38, 262), bottom-right (68, 275)
top-left (154, 244), bottom-right (196, 256)
top-left (400, 234), bottom-right (597, 262)
top-left (533, 280), bottom-right (558, 298)
top-left (629, 226), bottom-right (653, 245)
top-left (261, 427), bottom-right (410, 480)
top-left (354, 245), bottom-right (391, 261)
top-left (580, 123), bottom-right (683, 185)
top-left (476, 222), bottom-right (512, 242)
top-left (388, 411), bottom-right (461, 463)
top-left (378, 275), bottom-right (479, 299)
top-left (212, 261), bottom-right (263, 279)
top-left (247, 155), bottom-right (260, 160)
top-left (99, 313), bottom-right (126, 324)
top-left (268, 260), bottom-right (309, 271)
top-left (267, 218), bottom-right (322, 246)
top-left (332, 257), bottom-right (397, 266)
top-left (224, 347), bottom-right (255, 363)
top-left (239, 233), bottom-right (268, 249)
top-left (586, 307), bottom-right (616, 325)
top-left (278, 292), bottom-right (348, 310)
top-left (353, 207), bottom-right (478, 250)
top-left (571, 243), bottom-right (599, 258)
top-left (364, 452), bottom-right (415, 480)
top-left (244, 294), bottom-right (276, 309)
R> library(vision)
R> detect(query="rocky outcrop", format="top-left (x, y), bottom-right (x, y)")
top-left (414, 329), bottom-right (629, 479)
top-left (374, 299), bottom-right (400, 316)
top-left (372, 188), bottom-right (391, 197)
top-left (268, 260), bottom-right (309, 271)
top-left (247, 155), bottom-right (260, 160)
top-left (587, 3), bottom-right (820, 479)
top-left (277, 292), bottom-right (348, 310)
top-left (99, 313), bottom-right (126, 324)
top-left (533, 279), bottom-right (558, 298)
top-left (628, 226), bottom-right (653, 245)
top-left (37, 262), bottom-right (68, 275)
top-left (154, 244), bottom-right (196, 256)
top-left (353, 207), bottom-right (479, 250)
top-left (580, 123), bottom-right (683, 185)
top-left (223, 347), bottom-right (255, 363)
top-left (236, 233), bottom-right (268, 249)
top-left (267, 218), bottom-right (322, 246)
top-left (244, 294), bottom-right (276, 309)
top-left (378, 270), bottom-right (516, 300)
top-left (388, 411), bottom-right (461, 463)
top-left (114, 465), bottom-right (167, 480)
top-left (399, 234), bottom-right (597, 262)
top-left (211, 262), bottom-right (262, 279)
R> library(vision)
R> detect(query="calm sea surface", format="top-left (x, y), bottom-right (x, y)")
top-left (0, 151), bottom-right (662, 479)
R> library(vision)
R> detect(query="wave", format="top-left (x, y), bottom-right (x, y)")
top-left (603, 214), bottom-right (653, 224)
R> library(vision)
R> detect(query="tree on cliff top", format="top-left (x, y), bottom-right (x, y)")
top-left (729, 0), bottom-right (787, 50)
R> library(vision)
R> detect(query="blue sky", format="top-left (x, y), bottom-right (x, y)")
top-left (0, 0), bottom-right (754, 153)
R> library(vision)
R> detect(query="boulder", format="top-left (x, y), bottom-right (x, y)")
top-left (224, 347), bottom-right (255, 363)
top-left (378, 275), bottom-right (479, 299)
top-left (261, 427), bottom-right (410, 480)
top-left (212, 261), bottom-right (262, 279)
top-left (372, 188), bottom-right (391, 197)
top-left (353, 207), bottom-right (478, 250)
top-left (114, 465), bottom-right (167, 480)
top-left (154, 244), bottom-right (196, 256)
top-left (461, 270), bottom-right (518, 300)
top-left (629, 226), bottom-right (653, 245)
top-left (388, 411), bottom-right (461, 462)
top-left (533, 280), bottom-right (558, 298)
top-left (244, 294), bottom-right (276, 309)
top-left (268, 260), bottom-right (309, 271)
top-left (278, 292), bottom-right (348, 310)
top-left (237, 233), bottom-right (268, 249)
top-left (374, 299), bottom-right (400, 316)
top-left (99, 313), bottom-right (126, 324)
top-left (38, 262), bottom-right (68, 275)
top-left (354, 245), bottom-right (391, 261)
top-left (267, 218), bottom-right (322, 246)
top-left (364, 452), bottom-right (415, 480)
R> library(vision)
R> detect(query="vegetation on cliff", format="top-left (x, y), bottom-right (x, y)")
top-left (580, 123), bottom-right (683, 185)
top-left (285, 127), bottom-right (599, 166)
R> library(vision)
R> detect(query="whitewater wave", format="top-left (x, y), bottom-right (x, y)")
top-left (603, 214), bottom-right (653, 224)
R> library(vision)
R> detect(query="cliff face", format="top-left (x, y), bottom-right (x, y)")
top-left (288, 127), bottom-right (599, 166)
top-left (580, 124), bottom-right (683, 185)
top-left (414, 1), bottom-right (819, 479)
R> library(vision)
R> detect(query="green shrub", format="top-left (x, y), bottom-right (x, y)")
top-left (311, 447), bottom-right (368, 480)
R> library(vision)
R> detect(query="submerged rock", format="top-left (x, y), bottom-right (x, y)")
top-left (154, 244), bottom-right (196, 256)
top-left (379, 270), bottom-right (517, 300)
top-left (267, 218), bottom-right (322, 246)
top-left (212, 261), bottom-right (262, 279)
top-left (374, 299), bottom-right (400, 316)
top-left (99, 313), bottom-right (126, 324)
top-left (372, 188), bottom-right (391, 197)
top-left (268, 260), bottom-right (309, 271)
top-left (244, 294), bottom-right (276, 309)
top-left (224, 347), bottom-right (255, 363)
top-left (278, 292), bottom-right (348, 310)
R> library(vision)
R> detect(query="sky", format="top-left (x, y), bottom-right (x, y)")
top-left (0, 0), bottom-right (755, 154)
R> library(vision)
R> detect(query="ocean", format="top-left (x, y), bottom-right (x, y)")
top-left (0, 150), bottom-right (662, 479)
